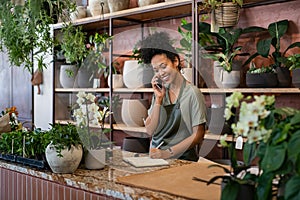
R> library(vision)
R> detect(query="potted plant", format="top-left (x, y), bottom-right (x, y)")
top-left (198, 22), bottom-right (264, 88)
top-left (196, 91), bottom-right (300, 199)
top-left (244, 19), bottom-right (300, 87)
top-left (283, 53), bottom-right (300, 87)
top-left (73, 91), bottom-right (113, 169)
top-left (199, 0), bottom-right (243, 32)
top-left (245, 64), bottom-right (278, 88)
top-left (0, 0), bottom-right (75, 73)
top-left (58, 23), bottom-right (89, 88)
top-left (45, 123), bottom-right (83, 173)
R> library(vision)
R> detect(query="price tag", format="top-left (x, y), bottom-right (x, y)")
top-left (235, 136), bottom-right (243, 150)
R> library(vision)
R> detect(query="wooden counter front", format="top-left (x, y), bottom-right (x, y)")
top-left (0, 151), bottom-right (222, 200)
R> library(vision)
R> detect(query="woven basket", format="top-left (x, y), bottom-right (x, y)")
top-left (215, 2), bottom-right (240, 27)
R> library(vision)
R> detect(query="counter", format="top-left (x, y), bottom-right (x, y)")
top-left (0, 150), bottom-right (221, 200)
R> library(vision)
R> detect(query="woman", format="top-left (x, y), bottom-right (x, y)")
top-left (141, 32), bottom-right (207, 161)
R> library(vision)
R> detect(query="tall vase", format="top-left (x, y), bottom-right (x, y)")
top-left (121, 99), bottom-right (148, 127)
top-left (123, 60), bottom-right (154, 89)
top-left (59, 64), bottom-right (78, 88)
top-left (76, 67), bottom-right (94, 88)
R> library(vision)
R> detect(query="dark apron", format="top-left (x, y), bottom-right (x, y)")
top-left (151, 81), bottom-right (198, 161)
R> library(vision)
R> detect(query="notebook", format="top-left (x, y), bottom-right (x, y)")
top-left (123, 157), bottom-right (169, 168)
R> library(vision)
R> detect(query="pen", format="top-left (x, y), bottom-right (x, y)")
top-left (156, 141), bottom-right (164, 149)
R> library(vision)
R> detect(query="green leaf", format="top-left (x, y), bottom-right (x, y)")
top-left (287, 130), bottom-right (300, 163)
top-left (261, 142), bottom-right (286, 172)
top-left (221, 181), bottom-right (239, 200)
top-left (284, 175), bottom-right (300, 200)
top-left (243, 142), bottom-right (257, 166)
top-left (268, 19), bottom-right (289, 38)
top-left (257, 39), bottom-right (272, 57)
top-left (257, 172), bottom-right (274, 200)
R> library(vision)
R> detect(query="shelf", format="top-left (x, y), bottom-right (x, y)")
top-left (55, 120), bottom-right (240, 142)
top-left (55, 87), bottom-right (300, 94)
top-left (52, 0), bottom-right (192, 31)
top-left (199, 88), bottom-right (300, 94)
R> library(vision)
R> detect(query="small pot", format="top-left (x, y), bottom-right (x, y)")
top-left (246, 73), bottom-right (278, 88)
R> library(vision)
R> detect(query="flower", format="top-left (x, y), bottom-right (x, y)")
top-left (73, 92), bottom-right (112, 149)
top-left (0, 106), bottom-right (22, 131)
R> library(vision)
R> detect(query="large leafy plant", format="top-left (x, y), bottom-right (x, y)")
top-left (0, 0), bottom-right (75, 73)
top-left (244, 19), bottom-right (300, 69)
top-left (199, 22), bottom-right (264, 72)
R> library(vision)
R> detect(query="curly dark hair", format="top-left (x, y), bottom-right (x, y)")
top-left (139, 32), bottom-right (181, 70)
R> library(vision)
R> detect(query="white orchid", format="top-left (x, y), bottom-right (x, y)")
top-left (224, 92), bottom-right (275, 145)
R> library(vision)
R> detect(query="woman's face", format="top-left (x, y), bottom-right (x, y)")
top-left (151, 54), bottom-right (179, 85)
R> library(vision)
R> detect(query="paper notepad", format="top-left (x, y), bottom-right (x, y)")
top-left (123, 157), bottom-right (169, 168)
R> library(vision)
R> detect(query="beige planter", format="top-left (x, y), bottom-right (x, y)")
top-left (121, 99), bottom-right (148, 127)
top-left (107, 0), bottom-right (130, 13)
top-left (181, 68), bottom-right (193, 83)
top-left (45, 144), bottom-right (83, 173)
top-left (88, 0), bottom-right (110, 16)
top-left (70, 6), bottom-right (87, 21)
top-left (84, 149), bottom-right (106, 170)
top-left (215, 2), bottom-right (240, 27)
top-left (108, 74), bottom-right (124, 88)
top-left (138, 0), bottom-right (159, 7)
top-left (220, 70), bottom-right (240, 88)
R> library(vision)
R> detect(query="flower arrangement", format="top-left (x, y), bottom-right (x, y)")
top-left (0, 106), bottom-right (22, 133)
top-left (73, 92), bottom-right (112, 149)
top-left (203, 92), bottom-right (300, 200)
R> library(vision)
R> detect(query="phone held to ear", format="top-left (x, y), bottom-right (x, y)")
top-left (156, 79), bottom-right (162, 90)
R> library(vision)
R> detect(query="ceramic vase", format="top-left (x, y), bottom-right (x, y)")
top-left (70, 6), bottom-right (87, 21)
top-left (45, 144), bottom-right (83, 173)
top-left (121, 99), bottom-right (148, 127)
top-left (220, 69), bottom-right (240, 88)
top-left (84, 149), bottom-right (106, 170)
top-left (60, 64), bottom-right (78, 88)
top-left (88, 0), bottom-right (110, 16)
top-left (108, 74), bottom-right (124, 88)
top-left (76, 67), bottom-right (94, 88)
top-left (138, 0), bottom-right (159, 7)
top-left (123, 60), bottom-right (154, 89)
top-left (107, 0), bottom-right (130, 13)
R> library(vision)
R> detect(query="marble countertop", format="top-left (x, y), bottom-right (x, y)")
top-left (0, 150), bottom-right (193, 200)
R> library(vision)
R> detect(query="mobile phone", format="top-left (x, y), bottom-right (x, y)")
top-left (156, 79), bottom-right (162, 90)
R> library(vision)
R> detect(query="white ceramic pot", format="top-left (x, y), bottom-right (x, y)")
top-left (121, 99), bottom-right (148, 127)
top-left (84, 149), bottom-right (106, 170)
top-left (220, 69), bottom-right (240, 88)
top-left (123, 60), bottom-right (154, 89)
top-left (45, 144), bottom-right (83, 173)
top-left (88, 0), bottom-right (110, 16)
top-left (60, 64), bottom-right (78, 88)
top-left (181, 68), bottom-right (193, 83)
top-left (107, 0), bottom-right (130, 13)
top-left (138, 0), bottom-right (159, 7)
top-left (70, 6), bottom-right (87, 21)
top-left (108, 74), bottom-right (124, 88)
top-left (213, 62), bottom-right (224, 88)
